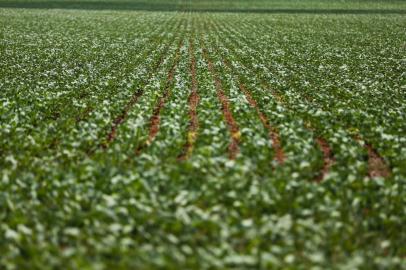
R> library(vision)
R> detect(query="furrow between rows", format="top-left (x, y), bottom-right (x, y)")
top-left (178, 38), bottom-right (200, 160)
top-left (136, 39), bottom-right (184, 154)
top-left (101, 28), bottom-right (179, 150)
top-left (224, 19), bottom-right (392, 180)
top-left (219, 56), bottom-right (285, 166)
top-left (215, 19), bottom-right (336, 181)
top-left (315, 138), bottom-right (335, 182)
top-left (239, 83), bottom-right (285, 165)
top-left (202, 46), bottom-right (240, 160)
top-left (366, 143), bottom-right (391, 178)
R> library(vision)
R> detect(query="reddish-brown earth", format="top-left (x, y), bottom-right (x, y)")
top-left (315, 137), bottom-right (335, 182)
top-left (238, 83), bottom-right (285, 165)
top-left (203, 48), bottom-right (240, 159)
top-left (101, 38), bottom-right (175, 149)
top-left (136, 39), bottom-right (183, 154)
top-left (353, 135), bottom-right (391, 178)
top-left (365, 143), bottom-right (391, 178)
top-left (178, 40), bottom-right (200, 160)
top-left (103, 90), bottom-right (143, 148)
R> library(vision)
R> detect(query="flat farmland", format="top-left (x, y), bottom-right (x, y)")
top-left (0, 1), bottom-right (405, 269)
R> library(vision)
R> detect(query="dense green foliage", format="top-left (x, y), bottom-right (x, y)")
top-left (0, 1), bottom-right (405, 269)
top-left (0, 0), bottom-right (406, 12)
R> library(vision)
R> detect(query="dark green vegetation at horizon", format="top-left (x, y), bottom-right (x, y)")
top-left (0, 1), bottom-right (405, 269)
top-left (0, 0), bottom-right (406, 12)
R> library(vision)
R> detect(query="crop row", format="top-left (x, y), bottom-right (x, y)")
top-left (0, 9), bottom-right (405, 269)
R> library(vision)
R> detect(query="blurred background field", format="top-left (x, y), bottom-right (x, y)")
top-left (1, 1), bottom-right (405, 269)
top-left (0, 0), bottom-right (405, 12)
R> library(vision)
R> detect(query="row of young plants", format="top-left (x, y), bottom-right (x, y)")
top-left (205, 13), bottom-right (405, 268)
top-left (0, 9), bottom-right (176, 176)
top-left (0, 10), bottom-right (187, 269)
top-left (0, 9), bottom-right (405, 270)
top-left (223, 14), bottom-right (406, 176)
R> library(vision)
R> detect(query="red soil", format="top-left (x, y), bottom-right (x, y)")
top-left (103, 91), bottom-right (143, 148)
top-left (101, 39), bottom-right (174, 149)
top-left (239, 83), bottom-right (285, 165)
top-left (136, 39), bottom-right (183, 154)
top-left (365, 143), bottom-right (391, 178)
top-left (203, 48), bottom-right (240, 160)
top-left (315, 137), bottom-right (335, 182)
top-left (353, 135), bottom-right (391, 178)
top-left (178, 40), bottom-right (200, 160)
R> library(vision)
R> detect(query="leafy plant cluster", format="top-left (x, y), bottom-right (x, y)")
top-left (0, 7), bottom-right (405, 270)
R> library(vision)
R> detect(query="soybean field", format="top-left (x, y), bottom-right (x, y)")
top-left (0, 0), bottom-right (406, 269)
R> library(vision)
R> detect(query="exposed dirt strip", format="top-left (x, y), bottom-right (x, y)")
top-left (221, 57), bottom-right (284, 164)
top-left (101, 38), bottom-right (174, 149)
top-left (218, 22), bottom-right (391, 181)
top-left (216, 31), bottom-right (335, 179)
top-left (248, 72), bottom-right (334, 179)
top-left (178, 39), bottom-right (200, 160)
top-left (49, 23), bottom-right (177, 138)
top-left (103, 90), bottom-right (144, 147)
top-left (353, 135), bottom-right (391, 178)
top-left (365, 143), bottom-right (391, 178)
top-left (315, 137), bottom-right (335, 182)
top-left (202, 48), bottom-right (240, 160)
top-left (136, 39), bottom-right (184, 154)
top-left (238, 83), bottom-right (285, 165)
